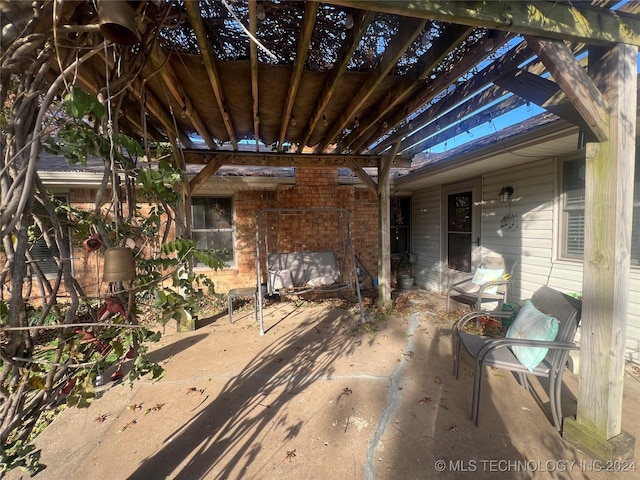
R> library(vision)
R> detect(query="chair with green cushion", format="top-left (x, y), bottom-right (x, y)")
top-left (446, 256), bottom-right (517, 313)
top-left (452, 285), bottom-right (582, 431)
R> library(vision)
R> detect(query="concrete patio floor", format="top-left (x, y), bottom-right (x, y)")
top-left (6, 289), bottom-right (640, 479)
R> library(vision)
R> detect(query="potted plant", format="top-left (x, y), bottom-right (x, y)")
top-left (397, 253), bottom-right (415, 289)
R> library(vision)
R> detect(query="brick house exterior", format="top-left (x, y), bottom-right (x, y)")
top-left (39, 167), bottom-right (380, 298)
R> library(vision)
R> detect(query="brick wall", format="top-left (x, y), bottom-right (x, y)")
top-left (200, 168), bottom-right (379, 292)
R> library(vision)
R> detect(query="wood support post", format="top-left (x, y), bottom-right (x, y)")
top-left (377, 145), bottom-right (398, 307)
top-left (377, 176), bottom-right (391, 307)
top-left (563, 43), bottom-right (637, 461)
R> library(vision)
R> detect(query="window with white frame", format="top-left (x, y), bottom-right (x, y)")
top-left (29, 195), bottom-right (71, 276)
top-left (191, 197), bottom-right (234, 266)
top-left (561, 156), bottom-right (640, 266)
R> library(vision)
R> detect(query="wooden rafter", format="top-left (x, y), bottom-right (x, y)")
top-left (316, 17), bottom-right (427, 153)
top-left (298, 9), bottom-right (376, 150)
top-left (372, 40), bottom-right (532, 155)
top-left (339, 23), bottom-right (474, 152)
top-left (278, 1), bottom-right (319, 151)
top-left (131, 77), bottom-right (194, 148)
top-left (94, 50), bottom-right (194, 148)
top-left (185, 0), bottom-right (238, 148)
top-left (398, 84), bottom-right (509, 155)
top-left (148, 46), bottom-right (216, 149)
top-left (365, 30), bottom-right (513, 155)
top-left (526, 36), bottom-right (609, 142)
top-left (249, 0), bottom-right (260, 152)
top-left (404, 94), bottom-right (527, 157)
top-left (325, 0), bottom-right (640, 46)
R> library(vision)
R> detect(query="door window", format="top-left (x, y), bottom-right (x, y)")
top-left (447, 191), bottom-right (473, 272)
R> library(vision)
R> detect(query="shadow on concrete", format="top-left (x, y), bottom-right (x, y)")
top-left (128, 306), bottom-right (362, 479)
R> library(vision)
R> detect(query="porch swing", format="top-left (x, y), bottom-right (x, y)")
top-left (255, 208), bottom-right (365, 335)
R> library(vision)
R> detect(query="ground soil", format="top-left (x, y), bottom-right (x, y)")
top-left (5, 289), bottom-right (640, 480)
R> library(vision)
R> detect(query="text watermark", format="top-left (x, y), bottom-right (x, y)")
top-left (434, 459), bottom-right (637, 473)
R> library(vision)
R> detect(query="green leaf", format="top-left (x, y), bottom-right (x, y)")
top-left (62, 87), bottom-right (105, 120)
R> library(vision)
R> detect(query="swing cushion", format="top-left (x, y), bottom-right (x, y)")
top-left (269, 269), bottom-right (294, 290)
top-left (307, 276), bottom-right (335, 287)
top-left (267, 251), bottom-right (341, 290)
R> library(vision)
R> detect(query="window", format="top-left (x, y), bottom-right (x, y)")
top-left (561, 156), bottom-right (640, 266)
top-left (191, 197), bottom-right (234, 266)
top-left (29, 195), bottom-right (71, 276)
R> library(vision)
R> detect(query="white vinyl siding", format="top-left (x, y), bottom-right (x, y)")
top-left (411, 155), bottom-right (640, 362)
top-left (412, 187), bottom-right (442, 291)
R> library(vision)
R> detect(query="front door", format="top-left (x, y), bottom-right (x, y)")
top-left (443, 181), bottom-right (481, 272)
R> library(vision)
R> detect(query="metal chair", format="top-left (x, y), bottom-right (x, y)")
top-left (452, 285), bottom-right (582, 431)
top-left (446, 256), bottom-right (517, 313)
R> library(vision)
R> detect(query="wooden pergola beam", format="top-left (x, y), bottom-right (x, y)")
top-left (316, 16), bottom-right (427, 153)
top-left (526, 36), bottom-right (609, 142)
top-left (185, 0), bottom-right (238, 149)
top-left (298, 9), bottom-right (375, 150)
top-left (278, 1), bottom-right (319, 151)
top-left (180, 150), bottom-right (411, 168)
top-left (325, 0), bottom-right (640, 47)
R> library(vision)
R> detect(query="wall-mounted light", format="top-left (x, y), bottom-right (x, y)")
top-left (499, 186), bottom-right (514, 203)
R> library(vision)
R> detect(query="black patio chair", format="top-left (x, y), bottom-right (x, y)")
top-left (452, 285), bottom-right (582, 431)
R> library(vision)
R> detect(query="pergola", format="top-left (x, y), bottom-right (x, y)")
top-left (2, 0), bottom-right (639, 462)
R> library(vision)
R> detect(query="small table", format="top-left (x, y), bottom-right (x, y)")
top-left (228, 287), bottom-right (258, 324)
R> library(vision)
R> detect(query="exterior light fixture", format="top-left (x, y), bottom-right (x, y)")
top-left (290, 115), bottom-right (297, 127)
top-left (499, 186), bottom-right (514, 203)
top-left (322, 114), bottom-right (328, 126)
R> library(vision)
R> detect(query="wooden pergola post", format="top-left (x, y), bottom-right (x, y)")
top-left (563, 43), bottom-right (637, 461)
top-left (376, 142), bottom-right (400, 307)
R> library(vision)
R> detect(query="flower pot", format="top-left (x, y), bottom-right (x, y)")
top-left (397, 274), bottom-right (414, 290)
